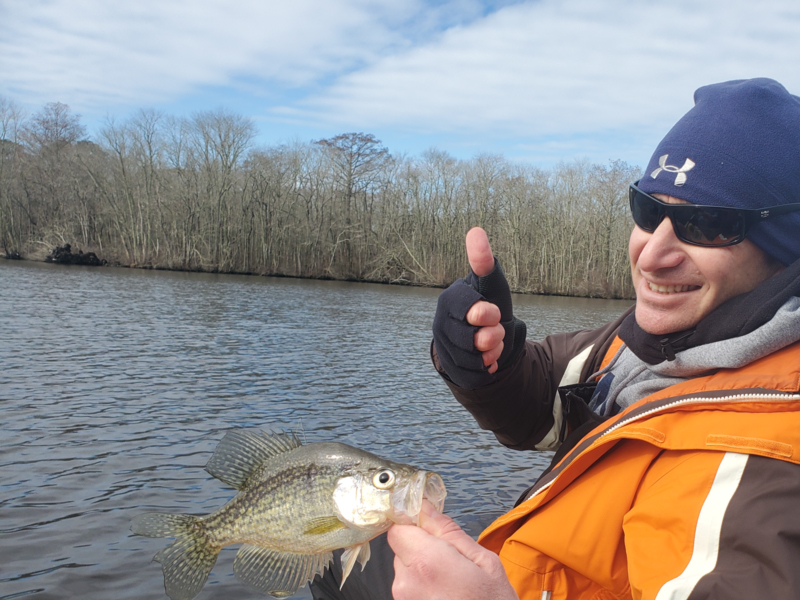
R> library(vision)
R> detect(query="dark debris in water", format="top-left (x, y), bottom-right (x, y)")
top-left (45, 244), bottom-right (106, 266)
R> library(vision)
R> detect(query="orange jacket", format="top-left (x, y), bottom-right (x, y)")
top-left (479, 339), bottom-right (800, 600)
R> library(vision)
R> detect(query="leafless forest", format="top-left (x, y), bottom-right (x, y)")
top-left (0, 99), bottom-right (639, 298)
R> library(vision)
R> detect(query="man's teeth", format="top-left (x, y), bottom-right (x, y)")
top-left (649, 282), bottom-right (692, 294)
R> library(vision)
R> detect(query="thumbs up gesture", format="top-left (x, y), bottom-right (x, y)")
top-left (432, 228), bottom-right (526, 389)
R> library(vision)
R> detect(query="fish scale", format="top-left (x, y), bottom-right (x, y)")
top-left (204, 461), bottom-right (372, 552)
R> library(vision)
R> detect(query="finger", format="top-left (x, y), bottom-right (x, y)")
top-left (466, 300), bottom-right (501, 328)
top-left (473, 323), bottom-right (504, 352)
top-left (391, 555), bottom-right (413, 600)
top-left (481, 341), bottom-right (504, 367)
top-left (466, 227), bottom-right (495, 277)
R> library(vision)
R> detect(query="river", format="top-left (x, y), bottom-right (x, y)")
top-left (0, 260), bottom-right (632, 600)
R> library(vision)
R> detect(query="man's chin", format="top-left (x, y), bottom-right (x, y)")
top-left (635, 306), bottom-right (699, 337)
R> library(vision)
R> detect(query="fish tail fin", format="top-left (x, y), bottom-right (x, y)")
top-left (131, 513), bottom-right (219, 600)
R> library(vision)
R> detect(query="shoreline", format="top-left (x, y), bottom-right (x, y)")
top-left (1, 254), bottom-right (636, 301)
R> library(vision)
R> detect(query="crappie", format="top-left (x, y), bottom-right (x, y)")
top-left (131, 429), bottom-right (446, 600)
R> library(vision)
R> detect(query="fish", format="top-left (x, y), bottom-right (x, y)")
top-left (131, 429), bottom-right (447, 600)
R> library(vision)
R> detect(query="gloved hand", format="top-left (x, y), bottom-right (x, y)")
top-left (432, 228), bottom-right (527, 389)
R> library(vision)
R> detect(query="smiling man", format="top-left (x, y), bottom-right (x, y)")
top-left (387, 78), bottom-right (800, 600)
top-left (629, 189), bottom-right (785, 336)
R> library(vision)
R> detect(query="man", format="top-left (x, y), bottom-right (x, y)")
top-left (389, 78), bottom-right (800, 599)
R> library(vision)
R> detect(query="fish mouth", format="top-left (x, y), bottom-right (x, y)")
top-left (390, 471), bottom-right (447, 525)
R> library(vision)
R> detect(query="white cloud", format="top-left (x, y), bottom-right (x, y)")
top-left (2, 0), bottom-right (799, 164)
top-left (284, 0), bottom-right (800, 142)
top-left (0, 0), bottom-right (426, 108)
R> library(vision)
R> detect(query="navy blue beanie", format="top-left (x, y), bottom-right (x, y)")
top-left (638, 78), bottom-right (800, 265)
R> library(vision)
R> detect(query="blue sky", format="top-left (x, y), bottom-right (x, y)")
top-left (1, 0), bottom-right (799, 167)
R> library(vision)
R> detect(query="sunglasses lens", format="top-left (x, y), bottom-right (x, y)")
top-left (672, 207), bottom-right (745, 246)
top-left (631, 191), bottom-right (662, 232)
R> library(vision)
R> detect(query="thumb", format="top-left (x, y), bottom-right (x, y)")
top-left (463, 226), bottom-right (526, 369)
top-left (418, 501), bottom-right (486, 565)
top-left (464, 227), bottom-right (511, 322)
top-left (466, 227), bottom-right (495, 277)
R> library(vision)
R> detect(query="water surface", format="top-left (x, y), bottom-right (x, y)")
top-left (0, 260), bottom-right (632, 600)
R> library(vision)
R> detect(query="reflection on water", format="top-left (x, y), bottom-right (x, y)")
top-left (0, 260), bottom-right (632, 600)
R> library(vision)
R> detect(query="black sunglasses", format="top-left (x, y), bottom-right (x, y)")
top-left (629, 180), bottom-right (800, 247)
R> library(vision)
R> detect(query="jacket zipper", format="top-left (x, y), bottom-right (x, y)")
top-left (525, 391), bottom-right (800, 503)
top-left (600, 391), bottom-right (800, 437)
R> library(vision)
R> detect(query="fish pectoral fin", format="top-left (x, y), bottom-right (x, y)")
top-left (304, 516), bottom-right (347, 536)
top-left (339, 541), bottom-right (371, 590)
top-left (233, 544), bottom-right (332, 598)
top-left (205, 429), bottom-right (302, 490)
top-left (357, 541), bottom-right (371, 570)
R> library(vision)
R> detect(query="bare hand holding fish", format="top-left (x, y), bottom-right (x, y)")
top-left (131, 429), bottom-right (446, 599)
top-left (389, 500), bottom-right (519, 600)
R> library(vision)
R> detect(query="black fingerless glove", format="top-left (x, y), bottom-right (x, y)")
top-left (432, 258), bottom-right (527, 389)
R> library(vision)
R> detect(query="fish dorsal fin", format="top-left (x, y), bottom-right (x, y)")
top-left (205, 429), bottom-right (302, 490)
top-left (339, 542), bottom-right (371, 589)
top-left (233, 544), bottom-right (332, 598)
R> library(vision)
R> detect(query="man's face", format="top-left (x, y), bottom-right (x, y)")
top-left (629, 194), bottom-right (784, 336)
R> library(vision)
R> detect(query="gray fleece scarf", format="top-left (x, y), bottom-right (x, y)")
top-left (590, 296), bottom-right (800, 417)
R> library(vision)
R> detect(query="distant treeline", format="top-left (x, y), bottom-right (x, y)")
top-left (0, 99), bottom-right (640, 298)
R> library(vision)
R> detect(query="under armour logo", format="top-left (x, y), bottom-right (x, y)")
top-left (650, 154), bottom-right (695, 186)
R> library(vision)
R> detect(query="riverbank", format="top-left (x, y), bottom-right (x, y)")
top-left (2, 247), bottom-right (636, 301)
top-left (1, 124), bottom-right (638, 302)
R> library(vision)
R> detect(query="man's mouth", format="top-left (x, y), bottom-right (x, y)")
top-left (648, 281), bottom-right (699, 294)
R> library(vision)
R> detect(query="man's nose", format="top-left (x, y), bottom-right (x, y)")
top-left (637, 217), bottom-right (685, 271)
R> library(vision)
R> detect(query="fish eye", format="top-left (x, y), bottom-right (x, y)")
top-left (373, 469), bottom-right (396, 489)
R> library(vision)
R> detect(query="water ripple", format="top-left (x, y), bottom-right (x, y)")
top-left (0, 260), bottom-right (632, 599)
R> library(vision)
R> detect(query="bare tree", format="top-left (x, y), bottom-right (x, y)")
top-left (16, 102), bottom-right (88, 248)
top-left (315, 133), bottom-right (392, 277)
top-left (191, 109), bottom-right (256, 270)
top-left (0, 97), bottom-right (25, 253)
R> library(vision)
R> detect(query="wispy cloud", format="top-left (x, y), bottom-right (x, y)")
top-left (1, 0), bottom-right (799, 165)
top-left (1, 0), bottom-right (422, 105)
top-left (286, 0), bottom-right (800, 137)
